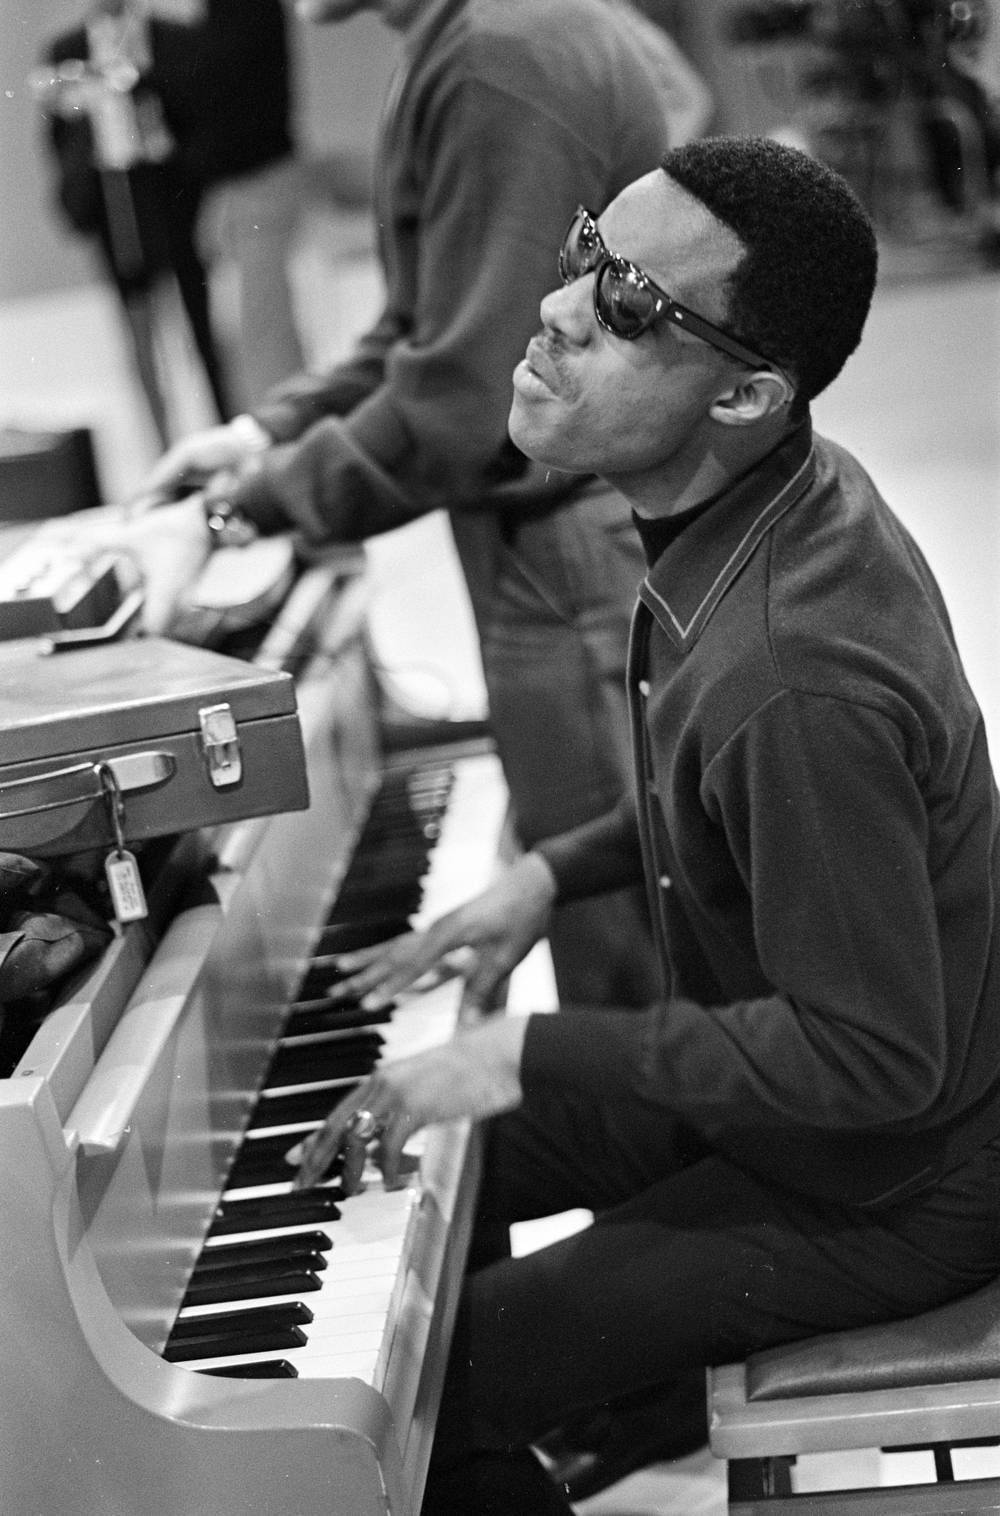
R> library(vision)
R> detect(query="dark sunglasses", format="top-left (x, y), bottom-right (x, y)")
top-left (558, 205), bottom-right (776, 371)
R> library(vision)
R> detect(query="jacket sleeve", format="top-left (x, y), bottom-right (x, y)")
top-left (231, 74), bottom-right (606, 543)
top-left (250, 307), bottom-right (400, 441)
top-left (526, 690), bottom-right (970, 1141)
top-left (535, 794), bottom-right (644, 902)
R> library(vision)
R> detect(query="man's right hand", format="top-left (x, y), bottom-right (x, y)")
top-left (139, 417), bottom-right (269, 506)
top-left (326, 851), bottom-right (559, 1016)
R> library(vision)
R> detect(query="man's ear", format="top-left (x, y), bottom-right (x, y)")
top-left (709, 370), bottom-right (794, 426)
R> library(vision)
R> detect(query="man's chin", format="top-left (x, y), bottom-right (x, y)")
top-left (508, 401), bottom-right (562, 473)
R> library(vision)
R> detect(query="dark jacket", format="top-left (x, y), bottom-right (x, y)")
top-left (168, 0), bottom-right (295, 188)
top-left (534, 424), bottom-right (1000, 1209)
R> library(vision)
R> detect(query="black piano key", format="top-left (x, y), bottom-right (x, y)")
top-left (249, 1085), bottom-right (361, 1130)
top-left (197, 1360), bottom-right (299, 1379)
top-left (211, 1189), bottom-right (342, 1236)
top-left (183, 1268), bottom-right (324, 1308)
top-left (283, 1003), bottom-right (392, 1037)
top-left (279, 1024), bottom-right (385, 1051)
top-left (362, 789), bottom-right (448, 822)
top-left (170, 1302), bottom-right (314, 1341)
top-left (265, 1050), bottom-right (379, 1090)
top-left (166, 1302), bottom-right (314, 1361)
top-left (321, 883), bottom-right (423, 926)
top-left (294, 970), bottom-right (385, 1004)
top-left (309, 916), bottom-right (413, 955)
top-left (264, 1037), bottom-right (383, 1090)
top-left (340, 844), bottom-right (437, 880)
top-left (192, 1250), bottom-right (327, 1284)
top-left (165, 1324), bottom-right (309, 1362)
top-left (298, 952), bottom-right (358, 990)
top-left (227, 1131), bottom-right (329, 1190)
top-left (312, 911), bottom-right (414, 950)
top-left (193, 1232), bottom-right (333, 1272)
top-left (343, 824), bottom-right (437, 853)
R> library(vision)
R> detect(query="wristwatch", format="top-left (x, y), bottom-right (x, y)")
top-left (203, 495), bottom-right (259, 550)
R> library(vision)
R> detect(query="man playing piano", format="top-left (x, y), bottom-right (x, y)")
top-left (289, 137), bottom-right (1000, 1512)
top-left (123, 0), bottom-right (715, 1018)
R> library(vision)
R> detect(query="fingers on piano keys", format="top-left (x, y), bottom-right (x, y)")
top-left (163, 761), bottom-right (457, 1383)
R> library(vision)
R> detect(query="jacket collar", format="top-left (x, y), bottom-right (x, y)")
top-left (638, 420), bottom-right (815, 648)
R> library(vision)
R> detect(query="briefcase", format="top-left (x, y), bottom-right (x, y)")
top-left (0, 636), bottom-right (309, 857)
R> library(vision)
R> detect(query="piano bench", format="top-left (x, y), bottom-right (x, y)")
top-left (708, 1273), bottom-right (1000, 1514)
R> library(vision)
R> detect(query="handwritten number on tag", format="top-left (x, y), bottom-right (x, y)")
top-left (105, 848), bottom-right (148, 923)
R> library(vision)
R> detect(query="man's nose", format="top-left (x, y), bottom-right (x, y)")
top-left (539, 276), bottom-right (594, 342)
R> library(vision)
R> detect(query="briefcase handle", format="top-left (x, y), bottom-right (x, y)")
top-left (44, 585), bottom-right (144, 651)
top-left (0, 752), bottom-right (175, 853)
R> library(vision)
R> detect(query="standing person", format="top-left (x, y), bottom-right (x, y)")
top-left (179, 0), bottom-right (308, 408)
top-left (135, 0), bottom-right (714, 1012)
top-left (182, 0), bottom-right (373, 409)
top-left (36, 0), bottom-right (232, 444)
top-left (289, 138), bottom-right (1000, 1512)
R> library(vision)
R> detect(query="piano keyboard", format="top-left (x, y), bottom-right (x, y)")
top-left (164, 752), bottom-right (507, 1397)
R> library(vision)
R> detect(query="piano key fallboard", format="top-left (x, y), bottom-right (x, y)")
top-left (0, 561), bottom-right (508, 1516)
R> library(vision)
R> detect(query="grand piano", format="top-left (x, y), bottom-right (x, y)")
top-left (0, 551), bottom-right (508, 1515)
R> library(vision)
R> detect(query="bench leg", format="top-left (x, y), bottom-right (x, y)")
top-left (727, 1460), bottom-right (1000, 1515)
top-left (729, 1456), bottom-right (795, 1502)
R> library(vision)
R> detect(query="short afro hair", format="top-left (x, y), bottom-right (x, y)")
top-left (661, 136), bottom-right (878, 403)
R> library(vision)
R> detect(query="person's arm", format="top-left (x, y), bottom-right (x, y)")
top-left (287, 802), bottom-right (645, 1193)
top-left (228, 71), bottom-right (611, 544)
top-left (250, 307), bottom-right (399, 438)
top-left (523, 691), bottom-right (958, 1140)
top-left (535, 792), bottom-right (644, 902)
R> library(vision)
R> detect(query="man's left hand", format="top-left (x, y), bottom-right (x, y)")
top-left (287, 1016), bottom-right (528, 1192)
top-left (39, 496), bottom-right (211, 635)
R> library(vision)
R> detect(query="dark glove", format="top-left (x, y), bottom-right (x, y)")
top-left (0, 853), bottom-right (112, 1003)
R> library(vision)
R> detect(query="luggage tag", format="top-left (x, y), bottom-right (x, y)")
top-left (96, 761), bottom-right (148, 926)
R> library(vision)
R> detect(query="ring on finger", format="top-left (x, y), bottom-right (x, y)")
top-left (348, 1108), bottom-right (382, 1142)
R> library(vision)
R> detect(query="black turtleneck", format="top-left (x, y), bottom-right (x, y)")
top-left (631, 497), bottom-right (716, 568)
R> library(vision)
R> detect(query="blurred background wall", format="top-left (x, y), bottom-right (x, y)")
top-left (5, 0), bottom-right (998, 306)
top-left (0, 0), bottom-right (397, 303)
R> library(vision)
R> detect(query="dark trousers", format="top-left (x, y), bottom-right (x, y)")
top-left (422, 1082), bottom-right (1000, 1514)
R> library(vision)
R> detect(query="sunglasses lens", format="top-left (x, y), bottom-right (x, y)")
top-left (595, 260), bottom-right (656, 339)
top-left (560, 210), bottom-right (603, 281)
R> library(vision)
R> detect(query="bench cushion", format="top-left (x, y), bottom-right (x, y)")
top-left (746, 1275), bottom-right (1000, 1400)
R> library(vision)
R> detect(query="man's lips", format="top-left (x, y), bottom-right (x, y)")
top-left (515, 338), bottom-right (564, 397)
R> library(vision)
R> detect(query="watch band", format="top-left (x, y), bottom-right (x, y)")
top-left (203, 497), bottom-right (259, 550)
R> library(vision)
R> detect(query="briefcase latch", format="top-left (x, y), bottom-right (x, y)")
top-left (199, 703), bottom-right (242, 788)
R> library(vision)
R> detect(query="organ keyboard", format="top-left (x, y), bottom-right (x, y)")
top-left (0, 555), bottom-right (508, 1516)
